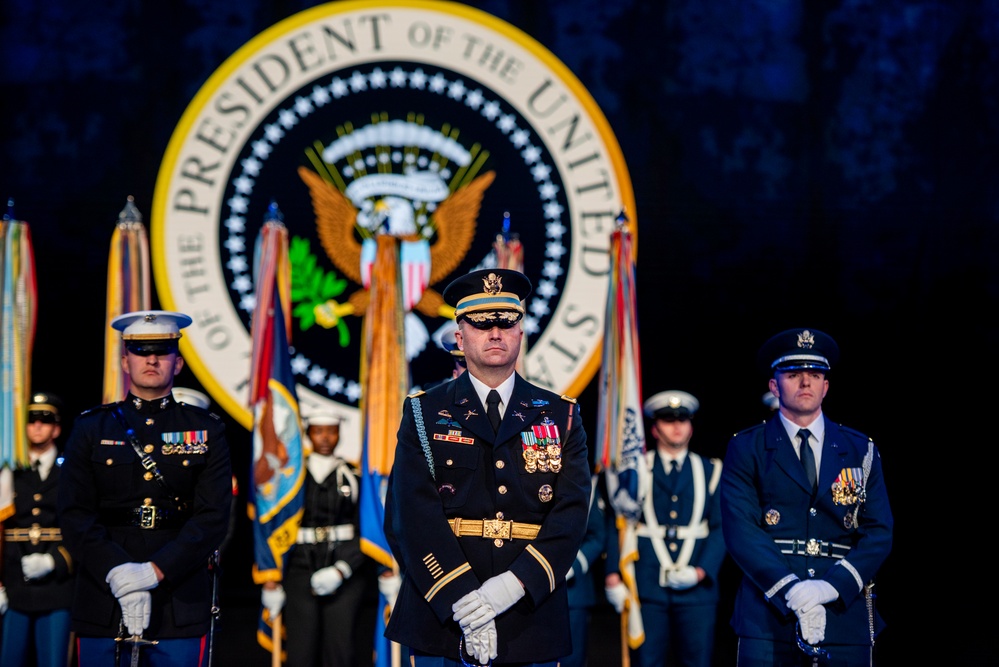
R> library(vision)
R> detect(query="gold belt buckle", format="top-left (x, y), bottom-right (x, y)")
top-left (482, 519), bottom-right (512, 540)
top-left (314, 526), bottom-right (328, 542)
top-left (28, 524), bottom-right (42, 545)
top-left (138, 506), bottom-right (158, 529)
top-left (805, 538), bottom-right (821, 556)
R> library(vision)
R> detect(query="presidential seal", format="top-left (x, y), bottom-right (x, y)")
top-left (152, 1), bottom-right (635, 461)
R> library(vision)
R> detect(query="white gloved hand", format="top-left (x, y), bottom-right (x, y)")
top-left (21, 553), bottom-right (56, 580)
top-left (310, 566), bottom-right (344, 596)
top-left (785, 579), bottom-right (838, 614)
top-left (665, 565), bottom-right (699, 590)
top-left (464, 618), bottom-right (498, 664)
top-left (0, 586), bottom-right (7, 614)
top-left (378, 572), bottom-right (401, 609)
top-left (797, 604), bottom-right (826, 644)
top-left (611, 489), bottom-right (643, 521)
top-left (261, 585), bottom-right (286, 617)
top-left (604, 581), bottom-right (629, 614)
top-left (119, 591), bottom-right (151, 636)
top-left (452, 571), bottom-right (525, 631)
top-left (106, 562), bottom-right (158, 598)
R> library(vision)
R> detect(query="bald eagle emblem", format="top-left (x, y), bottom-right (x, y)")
top-left (297, 118), bottom-right (494, 357)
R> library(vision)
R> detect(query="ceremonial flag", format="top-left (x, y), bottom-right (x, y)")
top-left (247, 204), bottom-right (305, 657)
top-left (359, 234), bottom-right (408, 667)
top-left (594, 210), bottom-right (646, 652)
top-left (0, 199), bottom-right (37, 519)
top-left (102, 196), bottom-right (151, 403)
top-left (493, 212), bottom-right (526, 372)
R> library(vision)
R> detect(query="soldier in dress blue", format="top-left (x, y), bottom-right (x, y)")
top-left (720, 328), bottom-right (893, 666)
top-left (0, 392), bottom-right (75, 667)
top-left (57, 311), bottom-right (232, 667)
top-left (384, 268), bottom-right (591, 667)
top-left (562, 474), bottom-right (608, 667)
top-left (604, 390), bottom-right (725, 667)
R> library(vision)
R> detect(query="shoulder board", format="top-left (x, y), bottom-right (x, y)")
top-left (837, 424), bottom-right (872, 442)
top-left (80, 403), bottom-right (116, 417)
top-left (560, 394), bottom-right (577, 404)
top-left (407, 390), bottom-right (426, 399)
top-left (733, 422), bottom-right (765, 438)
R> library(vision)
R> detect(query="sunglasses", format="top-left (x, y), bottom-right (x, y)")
top-left (461, 312), bottom-right (523, 330)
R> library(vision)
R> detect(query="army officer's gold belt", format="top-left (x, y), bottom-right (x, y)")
top-left (448, 518), bottom-right (541, 541)
top-left (4, 526), bottom-right (61, 544)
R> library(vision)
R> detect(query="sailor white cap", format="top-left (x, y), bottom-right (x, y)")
top-left (643, 390), bottom-right (700, 420)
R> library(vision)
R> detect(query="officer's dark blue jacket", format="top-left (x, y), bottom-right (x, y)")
top-left (385, 372), bottom-right (590, 662)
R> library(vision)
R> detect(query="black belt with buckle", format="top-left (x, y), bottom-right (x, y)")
top-left (775, 538), bottom-right (851, 559)
top-left (99, 505), bottom-right (192, 530)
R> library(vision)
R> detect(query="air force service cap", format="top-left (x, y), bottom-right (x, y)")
top-left (28, 391), bottom-right (63, 423)
top-left (443, 269), bottom-right (531, 329)
top-left (111, 310), bottom-right (192, 355)
top-left (759, 327), bottom-right (839, 373)
top-left (644, 390), bottom-right (700, 421)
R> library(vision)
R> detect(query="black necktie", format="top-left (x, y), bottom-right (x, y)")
top-left (486, 390), bottom-right (502, 433)
top-left (667, 459), bottom-right (677, 475)
top-left (798, 428), bottom-right (816, 490)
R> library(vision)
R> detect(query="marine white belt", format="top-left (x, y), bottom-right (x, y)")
top-left (297, 525), bottom-right (354, 543)
top-left (636, 521), bottom-right (709, 540)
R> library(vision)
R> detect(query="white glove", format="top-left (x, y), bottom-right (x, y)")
top-left (665, 565), bottom-right (699, 590)
top-left (785, 579), bottom-right (838, 614)
top-left (21, 553), bottom-right (56, 580)
top-left (604, 581), bottom-right (628, 614)
top-left (261, 585), bottom-right (286, 617)
top-left (119, 591), bottom-right (151, 636)
top-left (611, 489), bottom-right (643, 521)
top-left (464, 618), bottom-right (498, 664)
top-left (798, 604), bottom-right (826, 644)
top-left (378, 572), bottom-right (401, 609)
top-left (310, 566), bottom-right (344, 596)
top-left (0, 586), bottom-right (7, 614)
top-left (106, 562), bottom-right (158, 598)
top-left (452, 571), bottom-right (525, 631)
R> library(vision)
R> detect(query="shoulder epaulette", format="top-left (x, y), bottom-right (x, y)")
top-left (407, 390), bottom-right (426, 399)
top-left (837, 424), bottom-right (871, 442)
top-left (80, 403), bottom-right (116, 417)
top-left (560, 394), bottom-right (577, 404)
top-left (733, 422), bottom-right (765, 437)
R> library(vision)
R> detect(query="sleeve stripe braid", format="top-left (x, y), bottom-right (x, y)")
top-left (425, 562), bottom-right (472, 602)
top-left (525, 544), bottom-right (555, 592)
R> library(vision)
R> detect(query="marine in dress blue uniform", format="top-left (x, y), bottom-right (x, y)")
top-left (57, 311), bottom-right (232, 667)
top-left (384, 269), bottom-right (591, 667)
top-left (0, 393), bottom-right (75, 667)
top-left (720, 328), bottom-right (893, 666)
top-left (606, 391), bottom-right (725, 667)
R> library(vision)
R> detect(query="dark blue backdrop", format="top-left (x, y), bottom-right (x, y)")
top-left (3, 0), bottom-right (994, 663)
